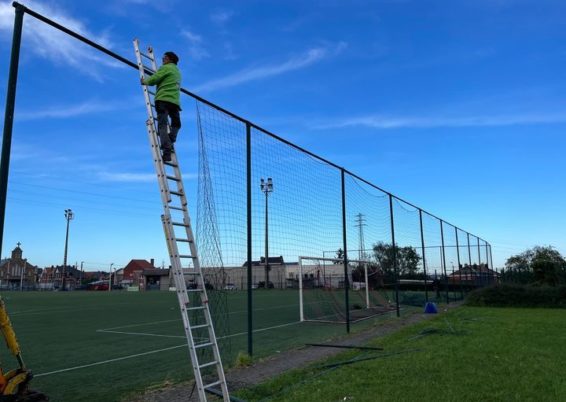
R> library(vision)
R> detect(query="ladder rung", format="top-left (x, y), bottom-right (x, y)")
top-left (187, 288), bottom-right (203, 293)
top-left (175, 238), bottom-right (190, 242)
top-left (187, 306), bottom-right (205, 311)
top-left (164, 160), bottom-right (177, 167)
top-left (170, 190), bottom-right (184, 197)
top-left (172, 221), bottom-right (189, 227)
top-left (147, 89), bottom-right (156, 96)
top-left (179, 254), bottom-right (196, 259)
top-left (166, 175), bottom-right (180, 182)
top-left (203, 380), bottom-right (222, 389)
top-left (199, 360), bottom-right (218, 369)
top-left (140, 51), bottom-right (152, 59)
top-left (192, 323), bottom-right (210, 330)
top-left (194, 342), bottom-right (213, 349)
top-left (168, 206), bottom-right (184, 211)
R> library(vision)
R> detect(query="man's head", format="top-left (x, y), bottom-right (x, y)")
top-left (163, 51), bottom-right (179, 65)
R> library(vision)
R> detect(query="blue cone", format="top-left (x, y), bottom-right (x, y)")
top-left (424, 302), bottom-right (438, 314)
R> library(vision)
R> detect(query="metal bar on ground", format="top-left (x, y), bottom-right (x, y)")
top-left (306, 343), bottom-right (384, 351)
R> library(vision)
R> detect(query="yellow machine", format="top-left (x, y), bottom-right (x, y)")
top-left (0, 298), bottom-right (48, 401)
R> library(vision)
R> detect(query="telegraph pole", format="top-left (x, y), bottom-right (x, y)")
top-left (354, 213), bottom-right (367, 262)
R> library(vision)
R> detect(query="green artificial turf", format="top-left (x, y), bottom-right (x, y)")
top-left (0, 289), bottom-right (401, 401)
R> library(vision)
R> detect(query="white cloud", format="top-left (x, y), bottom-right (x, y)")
top-left (194, 42), bottom-right (347, 93)
top-left (210, 10), bottom-right (234, 25)
top-left (17, 98), bottom-right (141, 120)
top-left (97, 172), bottom-right (155, 182)
top-left (0, 1), bottom-right (122, 80)
top-left (312, 112), bottom-right (566, 130)
top-left (98, 171), bottom-right (197, 182)
top-left (181, 29), bottom-right (210, 61)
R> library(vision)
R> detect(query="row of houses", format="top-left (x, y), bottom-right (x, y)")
top-left (0, 244), bottom-right (498, 291)
top-left (0, 245), bottom-right (170, 291)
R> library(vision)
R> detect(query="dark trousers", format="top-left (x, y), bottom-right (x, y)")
top-left (155, 100), bottom-right (181, 154)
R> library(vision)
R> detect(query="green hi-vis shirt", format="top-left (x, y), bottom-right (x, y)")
top-left (143, 63), bottom-right (181, 108)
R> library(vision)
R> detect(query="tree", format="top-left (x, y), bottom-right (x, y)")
top-left (372, 241), bottom-right (421, 277)
top-left (504, 246), bottom-right (566, 286)
top-left (332, 248), bottom-right (345, 265)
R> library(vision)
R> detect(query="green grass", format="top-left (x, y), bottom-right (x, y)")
top-left (236, 307), bottom-right (566, 401)
top-left (0, 289), bottom-right (403, 401)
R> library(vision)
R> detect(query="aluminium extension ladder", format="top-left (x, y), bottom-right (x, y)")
top-left (133, 39), bottom-right (230, 402)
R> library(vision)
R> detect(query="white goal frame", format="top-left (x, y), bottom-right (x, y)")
top-left (298, 256), bottom-right (371, 322)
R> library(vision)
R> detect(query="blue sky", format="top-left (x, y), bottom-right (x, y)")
top-left (0, 0), bottom-right (564, 270)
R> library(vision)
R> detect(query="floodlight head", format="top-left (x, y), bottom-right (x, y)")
top-left (267, 177), bottom-right (273, 191)
top-left (65, 209), bottom-right (74, 220)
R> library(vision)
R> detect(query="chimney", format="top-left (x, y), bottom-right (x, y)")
top-left (150, 258), bottom-right (155, 268)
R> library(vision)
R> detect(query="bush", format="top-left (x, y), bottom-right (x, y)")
top-left (465, 284), bottom-right (566, 308)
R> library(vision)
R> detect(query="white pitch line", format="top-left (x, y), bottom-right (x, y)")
top-left (98, 303), bottom-right (303, 332)
top-left (34, 344), bottom-right (187, 377)
top-left (96, 329), bottom-right (185, 339)
top-left (39, 321), bottom-right (304, 378)
top-left (218, 321), bottom-right (301, 340)
top-left (100, 318), bottom-right (180, 331)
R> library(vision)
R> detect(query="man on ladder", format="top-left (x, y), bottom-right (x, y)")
top-left (135, 39), bottom-right (230, 401)
top-left (141, 51), bottom-right (182, 162)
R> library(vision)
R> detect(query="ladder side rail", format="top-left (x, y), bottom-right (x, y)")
top-left (167, 115), bottom-right (229, 399)
top-left (135, 39), bottom-right (229, 402)
top-left (134, 40), bottom-right (172, 209)
top-left (162, 216), bottom-right (208, 401)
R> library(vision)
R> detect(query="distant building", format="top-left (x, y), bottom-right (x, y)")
top-left (0, 243), bottom-right (39, 290)
top-left (143, 268), bottom-right (170, 291)
top-left (122, 259), bottom-right (156, 287)
top-left (449, 264), bottom-right (498, 286)
top-left (39, 265), bottom-right (81, 290)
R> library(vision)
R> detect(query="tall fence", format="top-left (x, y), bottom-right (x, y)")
top-left (0, 2), bottom-right (494, 362)
top-left (194, 99), bottom-right (494, 355)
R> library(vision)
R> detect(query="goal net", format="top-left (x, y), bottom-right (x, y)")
top-left (298, 256), bottom-right (394, 324)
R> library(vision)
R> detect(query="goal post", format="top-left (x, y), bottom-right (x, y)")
top-left (298, 256), bottom-right (392, 324)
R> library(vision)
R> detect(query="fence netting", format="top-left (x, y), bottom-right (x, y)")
top-left (193, 98), bottom-right (492, 359)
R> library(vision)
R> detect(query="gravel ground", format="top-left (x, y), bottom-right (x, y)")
top-left (131, 304), bottom-right (459, 402)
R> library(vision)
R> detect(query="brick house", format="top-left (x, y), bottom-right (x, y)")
top-left (122, 259), bottom-right (156, 288)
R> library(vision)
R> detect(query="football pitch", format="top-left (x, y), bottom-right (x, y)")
top-left (0, 290), bottom-right (398, 401)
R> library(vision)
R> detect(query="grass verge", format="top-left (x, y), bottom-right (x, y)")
top-left (235, 307), bottom-right (566, 401)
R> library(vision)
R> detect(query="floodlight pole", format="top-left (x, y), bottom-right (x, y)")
top-left (0, 5), bottom-right (24, 260)
top-left (260, 177), bottom-right (273, 288)
top-left (62, 209), bottom-right (74, 291)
